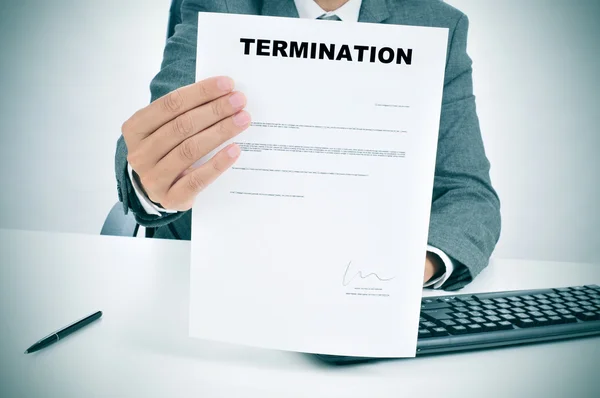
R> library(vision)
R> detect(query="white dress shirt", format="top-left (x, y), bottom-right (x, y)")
top-left (127, 0), bottom-right (455, 288)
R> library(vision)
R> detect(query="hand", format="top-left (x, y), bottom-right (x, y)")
top-left (122, 76), bottom-right (251, 211)
top-left (424, 252), bottom-right (444, 284)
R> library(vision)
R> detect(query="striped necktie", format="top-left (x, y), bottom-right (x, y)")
top-left (317, 14), bottom-right (342, 21)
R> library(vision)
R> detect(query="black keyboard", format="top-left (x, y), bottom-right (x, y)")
top-left (318, 285), bottom-right (600, 364)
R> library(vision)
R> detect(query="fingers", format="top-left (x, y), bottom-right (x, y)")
top-left (122, 76), bottom-right (235, 147)
top-left (131, 91), bottom-right (247, 173)
top-left (161, 143), bottom-right (242, 210)
top-left (139, 110), bottom-right (251, 197)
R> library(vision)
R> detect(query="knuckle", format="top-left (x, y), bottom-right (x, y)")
top-left (210, 99), bottom-right (223, 117)
top-left (187, 172), bottom-right (207, 193)
top-left (212, 159), bottom-right (223, 173)
top-left (138, 172), bottom-right (157, 191)
top-left (121, 119), bottom-right (132, 135)
top-left (162, 89), bottom-right (184, 113)
top-left (172, 113), bottom-right (194, 138)
top-left (178, 139), bottom-right (197, 162)
top-left (197, 81), bottom-right (210, 99)
top-left (216, 119), bottom-right (232, 138)
top-left (159, 197), bottom-right (174, 209)
top-left (126, 151), bottom-right (139, 167)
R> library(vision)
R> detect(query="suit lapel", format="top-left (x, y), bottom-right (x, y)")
top-left (261, 0), bottom-right (300, 17)
top-left (358, 0), bottom-right (390, 23)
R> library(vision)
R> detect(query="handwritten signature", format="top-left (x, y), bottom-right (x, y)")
top-left (342, 261), bottom-right (396, 287)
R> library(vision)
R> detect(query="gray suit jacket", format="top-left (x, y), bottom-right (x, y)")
top-left (115, 0), bottom-right (501, 291)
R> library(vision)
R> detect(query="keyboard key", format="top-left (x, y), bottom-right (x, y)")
top-left (483, 305), bottom-right (496, 310)
top-left (455, 307), bottom-right (470, 313)
top-left (501, 314), bottom-right (516, 321)
top-left (422, 298), bottom-right (436, 305)
top-left (472, 317), bottom-right (487, 324)
top-left (570, 307), bottom-right (584, 314)
top-left (452, 301), bottom-right (467, 307)
top-left (470, 306), bottom-right (484, 311)
top-left (498, 309), bottom-right (512, 315)
top-left (575, 312), bottom-right (600, 321)
top-left (449, 325), bottom-right (468, 335)
top-left (530, 311), bottom-right (544, 318)
top-left (572, 286), bottom-right (586, 290)
top-left (538, 299), bottom-right (552, 305)
top-left (548, 316), bottom-right (563, 324)
top-left (422, 321), bottom-right (437, 328)
top-left (583, 306), bottom-right (596, 312)
top-left (486, 316), bottom-right (502, 322)
top-left (497, 303), bottom-right (512, 309)
top-left (453, 313), bottom-right (469, 319)
top-left (579, 301), bottom-right (592, 307)
top-left (493, 298), bottom-right (508, 304)
top-left (542, 310), bottom-right (558, 317)
top-left (465, 300), bottom-right (479, 306)
top-left (525, 306), bottom-right (540, 312)
top-left (513, 308), bottom-right (526, 313)
top-left (419, 329), bottom-right (432, 338)
top-left (512, 302), bottom-right (525, 308)
top-left (515, 313), bottom-right (530, 319)
top-left (441, 320), bottom-right (457, 327)
top-left (557, 309), bottom-right (571, 315)
top-left (554, 287), bottom-right (571, 293)
top-left (515, 318), bottom-right (536, 328)
top-left (532, 294), bottom-right (548, 299)
top-left (551, 303), bottom-right (567, 309)
top-left (482, 322), bottom-right (498, 331)
top-left (469, 311), bottom-right (484, 317)
top-left (561, 315), bottom-right (577, 323)
top-left (466, 324), bottom-right (483, 333)
top-left (538, 305), bottom-right (553, 311)
top-left (438, 296), bottom-right (458, 303)
top-left (423, 310), bottom-right (453, 321)
top-left (483, 310), bottom-right (497, 317)
top-left (431, 327), bottom-right (449, 336)
top-left (533, 317), bottom-right (550, 326)
top-left (456, 318), bottom-right (471, 325)
top-left (420, 317), bottom-right (428, 323)
top-left (497, 321), bottom-right (514, 330)
top-left (422, 302), bottom-right (451, 310)
top-left (524, 300), bottom-right (537, 307)
top-left (547, 293), bottom-right (561, 299)
top-left (479, 299), bottom-right (494, 305)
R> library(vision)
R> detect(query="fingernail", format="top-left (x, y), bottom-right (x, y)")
top-left (228, 92), bottom-right (246, 109)
top-left (217, 76), bottom-right (234, 91)
top-left (227, 144), bottom-right (241, 158)
top-left (232, 111), bottom-right (251, 127)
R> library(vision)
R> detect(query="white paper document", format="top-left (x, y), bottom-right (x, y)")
top-left (189, 12), bottom-right (448, 358)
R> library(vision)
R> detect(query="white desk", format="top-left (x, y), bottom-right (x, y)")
top-left (1, 229), bottom-right (599, 398)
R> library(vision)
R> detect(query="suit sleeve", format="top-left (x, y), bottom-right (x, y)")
top-left (114, 1), bottom-right (204, 227)
top-left (427, 14), bottom-right (501, 290)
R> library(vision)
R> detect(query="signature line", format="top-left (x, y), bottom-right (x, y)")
top-left (342, 261), bottom-right (396, 287)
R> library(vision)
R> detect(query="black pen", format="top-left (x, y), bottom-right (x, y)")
top-left (24, 311), bottom-right (102, 354)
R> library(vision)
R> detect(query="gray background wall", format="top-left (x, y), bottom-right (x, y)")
top-left (0, 0), bottom-right (598, 263)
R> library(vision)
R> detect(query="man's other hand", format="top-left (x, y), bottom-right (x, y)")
top-left (424, 252), bottom-right (444, 284)
top-left (122, 76), bottom-right (250, 211)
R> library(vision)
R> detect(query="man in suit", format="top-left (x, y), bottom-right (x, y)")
top-left (116, 0), bottom-right (501, 291)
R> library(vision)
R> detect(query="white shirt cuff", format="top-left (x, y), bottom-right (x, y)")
top-left (127, 163), bottom-right (177, 216)
top-left (423, 245), bottom-right (455, 289)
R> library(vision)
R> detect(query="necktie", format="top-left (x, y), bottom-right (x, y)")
top-left (317, 14), bottom-right (342, 21)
